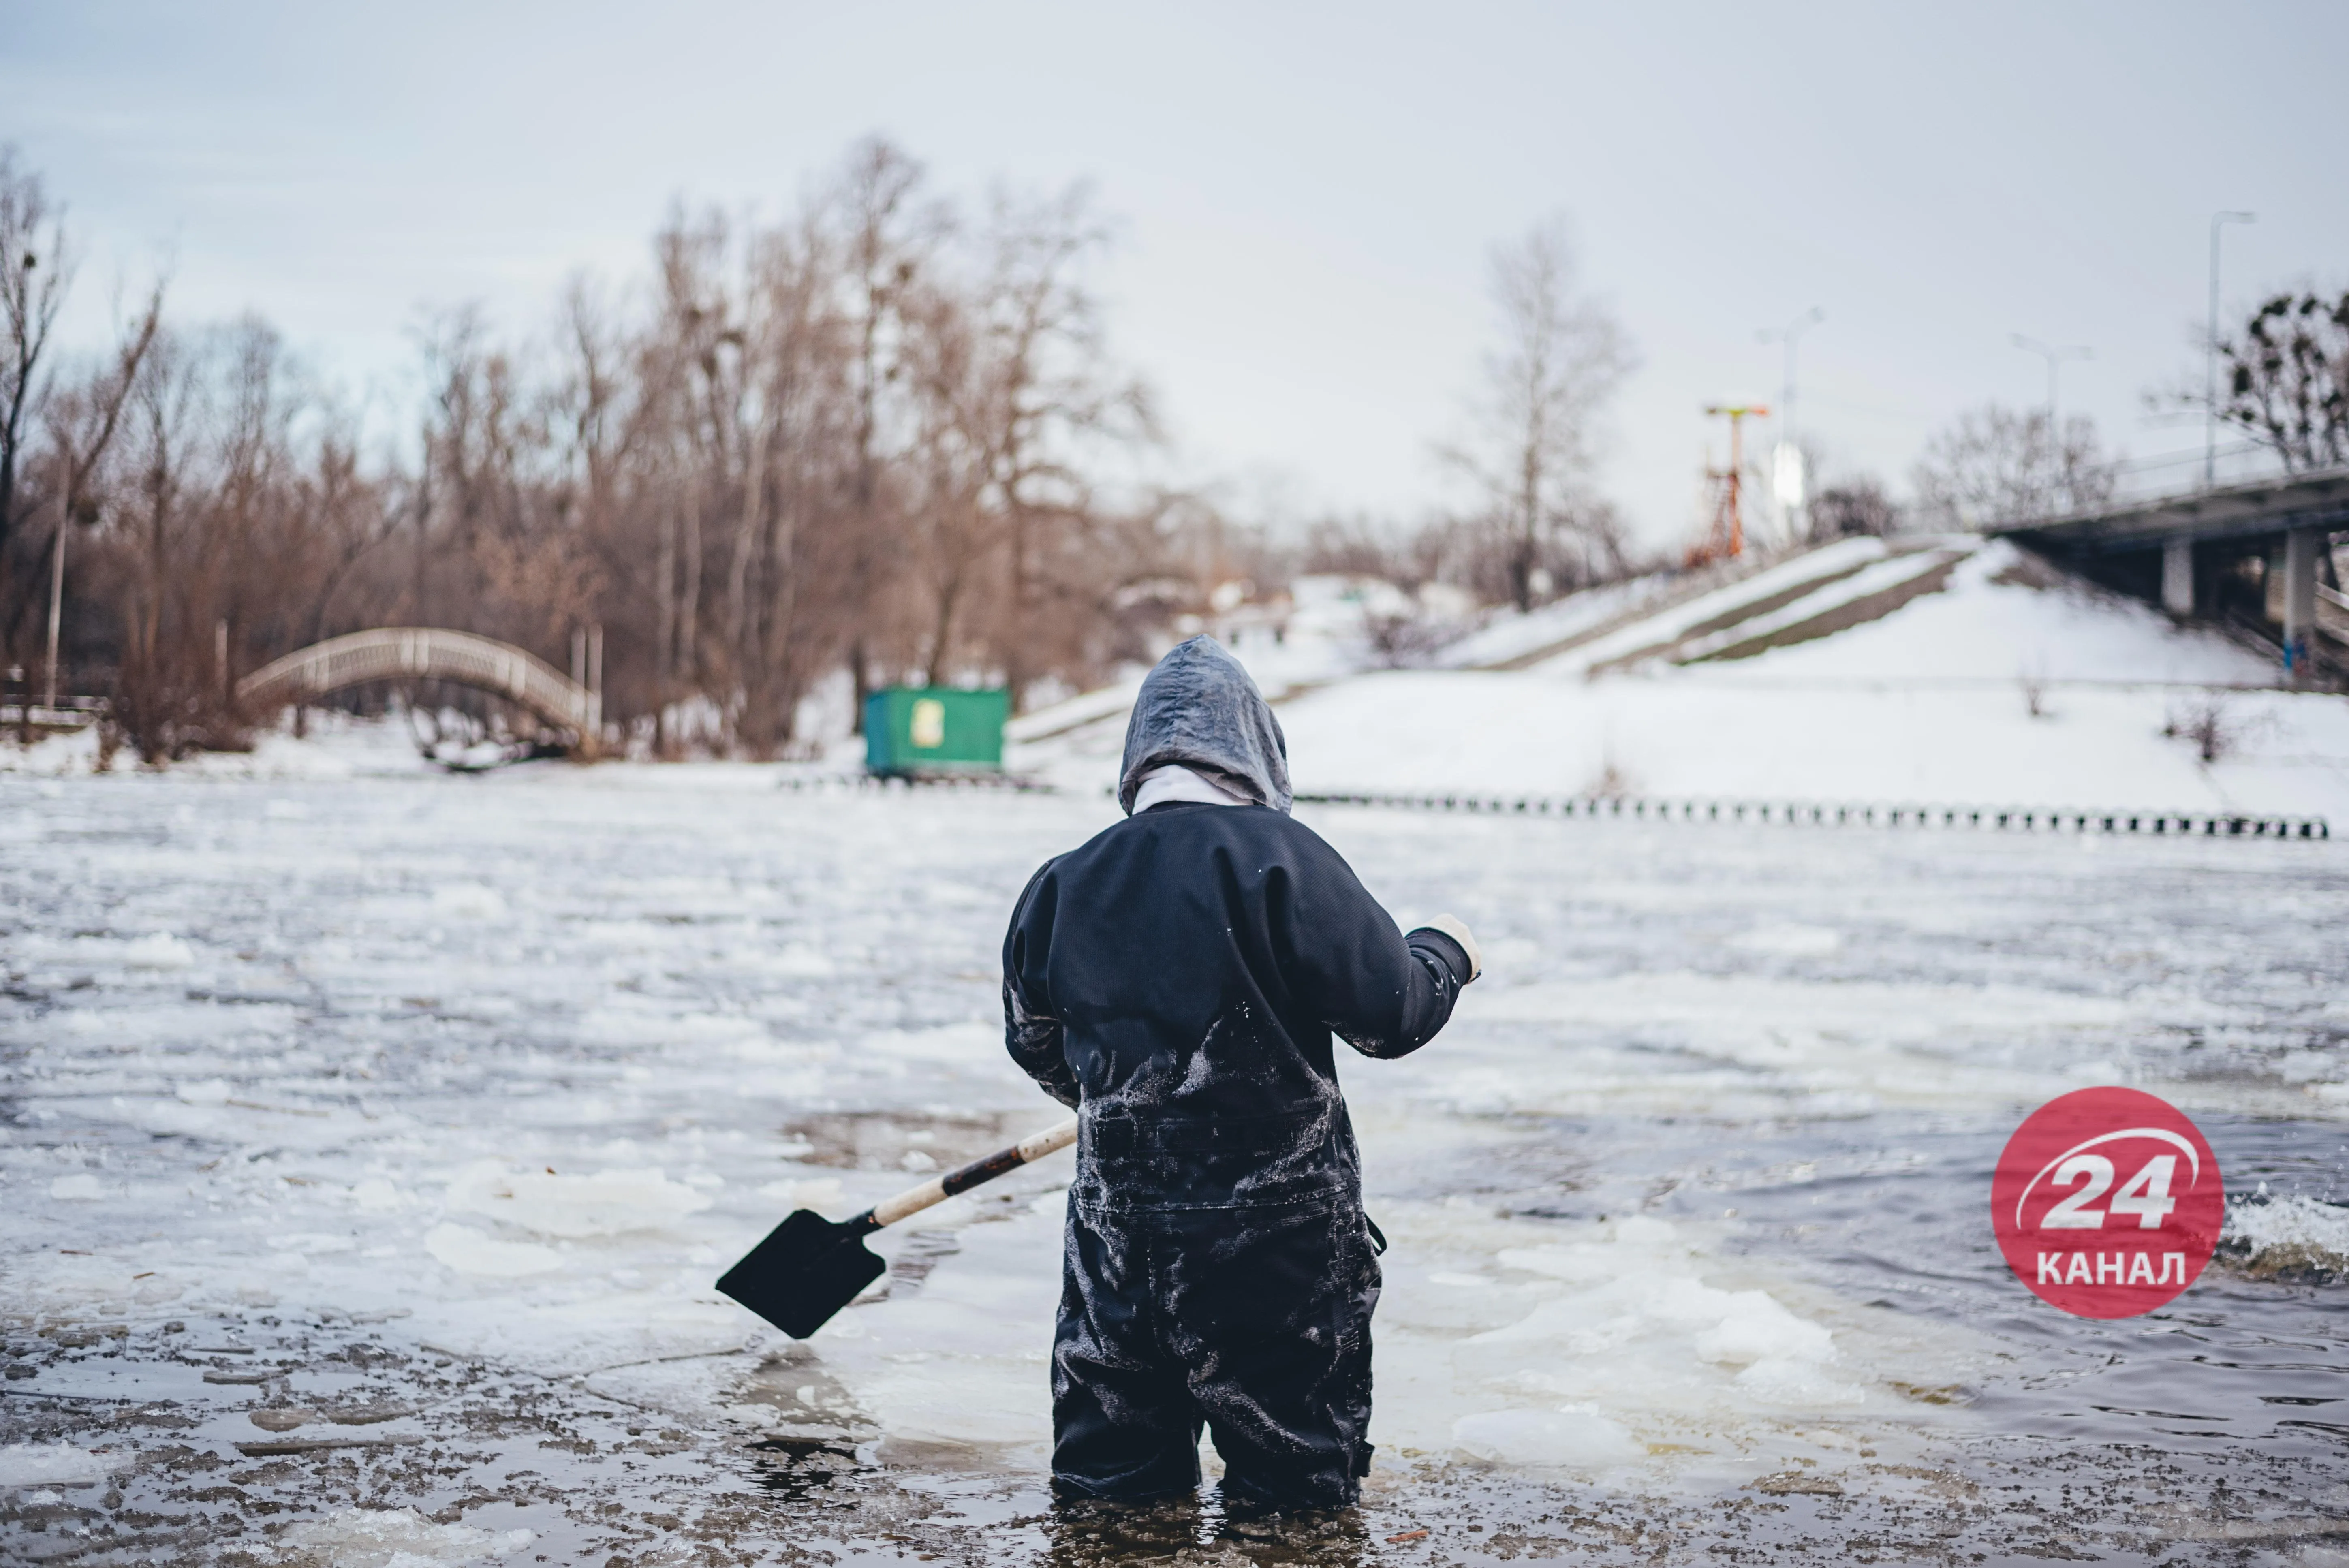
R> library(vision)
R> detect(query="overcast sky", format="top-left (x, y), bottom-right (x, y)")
top-left (4, 1), bottom-right (2343, 550)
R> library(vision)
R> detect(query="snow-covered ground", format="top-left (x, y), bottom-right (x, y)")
top-left (1273, 677), bottom-right (2349, 816)
top-left (1014, 540), bottom-right (2349, 822)
top-left (3, 759), bottom-right (2345, 1562)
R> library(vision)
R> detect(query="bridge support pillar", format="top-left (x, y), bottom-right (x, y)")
top-left (2161, 536), bottom-right (2194, 617)
top-left (2281, 527), bottom-right (2319, 683)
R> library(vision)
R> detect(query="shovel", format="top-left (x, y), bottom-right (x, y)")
top-left (717, 1116), bottom-right (1078, 1339)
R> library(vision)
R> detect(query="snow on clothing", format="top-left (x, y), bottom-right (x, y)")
top-left (1003, 637), bottom-right (1475, 1508)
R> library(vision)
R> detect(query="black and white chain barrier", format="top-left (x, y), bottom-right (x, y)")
top-left (776, 771), bottom-right (2330, 840)
top-left (1291, 790), bottom-right (2330, 840)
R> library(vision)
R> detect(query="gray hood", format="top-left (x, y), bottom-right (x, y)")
top-left (1117, 636), bottom-right (1291, 816)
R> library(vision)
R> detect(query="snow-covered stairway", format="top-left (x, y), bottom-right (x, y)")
top-left (1514, 537), bottom-right (1967, 677)
top-left (1647, 543), bottom-right (1971, 668)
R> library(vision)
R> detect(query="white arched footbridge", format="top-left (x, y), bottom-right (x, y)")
top-left (237, 628), bottom-right (602, 753)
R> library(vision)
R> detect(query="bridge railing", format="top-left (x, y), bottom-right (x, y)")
top-left (237, 628), bottom-right (601, 743)
top-left (2099, 440), bottom-right (2297, 506)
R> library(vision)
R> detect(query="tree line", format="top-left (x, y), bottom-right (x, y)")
top-left (0, 140), bottom-right (1218, 760)
top-left (0, 141), bottom-right (1651, 763)
top-left (9, 129), bottom-right (2328, 762)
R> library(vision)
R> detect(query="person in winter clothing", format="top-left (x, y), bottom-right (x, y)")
top-left (1002, 635), bottom-right (1482, 1510)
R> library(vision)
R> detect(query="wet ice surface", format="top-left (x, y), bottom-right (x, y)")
top-left (3, 766), bottom-right (2347, 1566)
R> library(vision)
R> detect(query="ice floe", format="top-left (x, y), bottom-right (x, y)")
top-left (0, 1442), bottom-right (128, 1489)
top-left (262, 1507), bottom-right (534, 1566)
top-left (445, 1163), bottom-right (714, 1238)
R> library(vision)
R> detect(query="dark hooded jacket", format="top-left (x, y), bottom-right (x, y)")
top-left (1004, 636), bottom-right (1471, 1209)
top-left (1001, 637), bottom-right (1473, 1506)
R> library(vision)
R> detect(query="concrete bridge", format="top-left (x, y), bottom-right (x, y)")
top-left (237, 628), bottom-right (603, 754)
top-left (1995, 466), bottom-right (2349, 683)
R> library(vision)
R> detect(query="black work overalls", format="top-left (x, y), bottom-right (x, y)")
top-left (1002, 801), bottom-right (1471, 1507)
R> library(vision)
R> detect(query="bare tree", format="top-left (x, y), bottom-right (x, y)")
top-left (290, 401), bottom-right (395, 645)
top-left (120, 326), bottom-right (204, 677)
top-left (725, 205), bottom-right (862, 753)
top-left (899, 281), bottom-right (994, 688)
top-left (14, 137), bottom-right (1191, 763)
top-left (0, 147), bottom-right (72, 564)
top-left (102, 324), bottom-right (215, 758)
top-left (833, 137), bottom-right (943, 718)
top-left (1909, 402), bottom-right (2114, 530)
top-left (1809, 476), bottom-right (1899, 540)
top-left (965, 182), bottom-right (1152, 701)
top-left (548, 274), bottom-right (632, 544)
top-left (1442, 218), bottom-right (1635, 611)
top-left (2217, 290), bottom-right (2349, 472)
top-left (1298, 515), bottom-right (1419, 584)
top-left (888, 181), bottom-right (1150, 700)
top-left (24, 284), bottom-right (163, 723)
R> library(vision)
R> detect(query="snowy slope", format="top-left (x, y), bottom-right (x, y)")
top-left (1702, 540), bottom-right (2280, 685)
top-left (1015, 538), bottom-right (2349, 819)
top-left (1276, 676), bottom-right (2349, 816)
top-left (1436, 573), bottom-right (1686, 669)
top-left (1524, 537), bottom-right (1893, 675)
top-left (1666, 547), bottom-right (1965, 666)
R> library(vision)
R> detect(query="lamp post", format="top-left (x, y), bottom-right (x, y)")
top-left (2010, 334), bottom-right (2092, 434)
top-left (43, 501), bottom-right (67, 715)
top-left (1757, 307), bottom-right (1824, 542)
top-left (2206, 210), bottom-right (2255, 488)
top-left (2011, 334), bottom-right (2092, 510)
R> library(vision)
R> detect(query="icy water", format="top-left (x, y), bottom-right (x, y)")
top-left (2, 766), bottom-right (2346, 1566)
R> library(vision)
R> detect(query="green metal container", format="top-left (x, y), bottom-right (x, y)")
top-left (863, 687), bottom-right (1009, 777)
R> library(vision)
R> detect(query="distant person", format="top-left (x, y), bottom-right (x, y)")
top-left (1001, 635), bottom-right (1481, 1511)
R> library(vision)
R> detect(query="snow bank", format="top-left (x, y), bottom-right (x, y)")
top-left (0, 728), bottom-right (100, 775)
top-left (0, 710), bottom-right (435, 779)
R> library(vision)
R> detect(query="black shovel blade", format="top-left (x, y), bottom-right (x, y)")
top-left (716, 1209), bottom-right (886, 1339)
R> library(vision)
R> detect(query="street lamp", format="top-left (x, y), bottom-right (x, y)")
top-left (2206, 210), bottom-right (2255, 488)
top-left (2010, 333), bottom-right (2092, 435)
top-left (2011, 335), bottom-right (2092, 514)
top-left (1757, 307), bottom-right (1824, 540)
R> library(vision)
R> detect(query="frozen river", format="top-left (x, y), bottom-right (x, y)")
top-left (3, 761), bottom-right (2346, 1565)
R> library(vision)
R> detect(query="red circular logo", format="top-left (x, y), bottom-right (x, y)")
top-left (1991, 1087), bottom-right (2223, 1318)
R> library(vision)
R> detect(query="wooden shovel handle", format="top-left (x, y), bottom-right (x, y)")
top-left (866, 1116), bottom-right (1078, 1228)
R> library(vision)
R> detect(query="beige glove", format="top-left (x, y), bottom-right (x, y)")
top-left (1418, 913), bottom-right (1483, 982)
